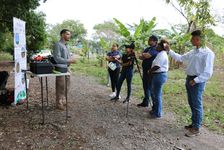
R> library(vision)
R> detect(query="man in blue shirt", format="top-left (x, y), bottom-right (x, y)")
top-left (137, 35), bottom-right (158, 107)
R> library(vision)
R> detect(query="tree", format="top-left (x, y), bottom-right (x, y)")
top-left (164, 0), bottom-right (215, 33)
top-left (97, 38), bottom-right (110, 67)
top-left (113, 17), bottom-right (157, 50)
top-left (26, 11), bottom-right (47, 51)
top-left (0, 0), bottom-right (47, 52)
top-left (163, 0), bottom-right (216, 68)
top-left (152, 29), bottom-right (173, 39)
top-left (93, 21), bottom-right (121, 44)
top-left (205, 29), bottom-right (224, 64)
top-left (47, 20), bottom-right (87, 50)
top-left (0, 0), bottom-right (41, 31)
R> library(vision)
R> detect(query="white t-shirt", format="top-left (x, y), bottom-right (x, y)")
top-left (152, 51), bottom-right (169, 73)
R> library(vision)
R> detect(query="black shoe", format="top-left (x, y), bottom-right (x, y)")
top-left (149, 110), bottom-right (154, 115)
top-left (149, 113), bottom-right (161, 119)
top-left (184, 124), bottom-right (193, 130)
top-left (137, 102), bottom-right (148, 107)
top-left (110, 97), bottom-right (119, 101)
top-left (123, 98), bottom-right (130, 103)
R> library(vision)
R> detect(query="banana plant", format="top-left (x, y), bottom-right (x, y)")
top-left (97, 38), bottom-right (110, 67)
top-left (169, 25), bottom-right (191, 54)
top-left (113, 17), bottom-right (157, 51)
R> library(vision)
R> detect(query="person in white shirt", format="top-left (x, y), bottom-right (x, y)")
top-left (148, 39), bottom-right (169, 119)
top-left (165, 30), bottom-right (215, 137)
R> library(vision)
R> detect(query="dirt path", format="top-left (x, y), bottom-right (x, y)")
top-left (0, 73), bottom-right (224, 150)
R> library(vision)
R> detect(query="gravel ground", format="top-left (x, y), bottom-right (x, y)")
top-left (0, 72), bottom-right (223, 150)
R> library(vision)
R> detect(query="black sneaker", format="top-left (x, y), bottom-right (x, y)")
top-left (137, 102), bottom-right (148, 107)
top-left (149, 110), bottom-right (154, 115)
top-left (149, 113), bottom-right (161, 119)
top-left (123, 98), bottom-right (130, 103)
top-left (110, 97), bottom-right (119, 101)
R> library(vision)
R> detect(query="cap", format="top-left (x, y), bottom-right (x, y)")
top-left (125, 43), bottom-right (135, 49)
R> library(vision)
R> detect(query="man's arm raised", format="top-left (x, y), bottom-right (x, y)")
top-left (164, 43), bottom-right (192, 63)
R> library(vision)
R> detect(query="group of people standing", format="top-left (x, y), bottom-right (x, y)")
top-left (106, 30), bottom-right (215, 137)
top-left (52, 29), bottom-right (215, 137)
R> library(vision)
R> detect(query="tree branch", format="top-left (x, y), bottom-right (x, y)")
top-left (170, 1), bottom-right (189, 24)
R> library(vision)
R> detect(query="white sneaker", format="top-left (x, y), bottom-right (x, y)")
top-left (109, 92), bottom-right (116, 98)
top-left (118, 95), bottom-right (121, 99)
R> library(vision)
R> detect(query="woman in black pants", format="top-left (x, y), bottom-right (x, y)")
top-left (106, 43), bottom-right (121, 98)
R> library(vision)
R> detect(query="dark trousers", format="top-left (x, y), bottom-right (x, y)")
top-left (185, 76), bottom-right (205, 128)
top-left (116, 68), bottom-right (133, 99)
top-left (142, 71), bottom-right (153, 106)
top-left (108, 68), bottom-right (120, 92)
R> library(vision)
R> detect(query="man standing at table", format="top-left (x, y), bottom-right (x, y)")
top-left (137, 35), bottom-right (158, 107)
top-left (53, 29), bottom-right (76, 110)
top-left (165, 30), bottom-right (215, 137)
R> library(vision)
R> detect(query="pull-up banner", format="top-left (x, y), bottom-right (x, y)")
top-left (13, 17), bottom-right (27, 104)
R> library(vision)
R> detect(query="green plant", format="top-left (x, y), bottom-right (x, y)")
top-left (0, 52), bottom-right (13, 61)
top-left (113, 17), bottom-right (157, 50)
top-left (71, 61), bottom-right (224, 133)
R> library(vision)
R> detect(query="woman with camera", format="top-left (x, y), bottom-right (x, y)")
top-left (110, 43), bottom-right (135, 103)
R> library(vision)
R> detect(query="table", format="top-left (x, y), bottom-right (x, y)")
top-left (25, 71), bottom-right (70, 124)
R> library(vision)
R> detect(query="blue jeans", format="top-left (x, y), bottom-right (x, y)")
top-left (142, 71), bottom-right (153, 106)
top-left (185, 77), bottom-right (205, 128)
top-left (151, 73), bottom-right (167, 117)
top-left (116, 69), bottom-right (133, 99)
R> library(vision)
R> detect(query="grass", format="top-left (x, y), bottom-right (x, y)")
top-left (0, 52), bottom-right (13, 61)
top-left (71, 59), bottom-right (224, 134)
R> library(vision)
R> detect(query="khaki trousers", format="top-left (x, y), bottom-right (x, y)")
top-left (56, 69), bottom-right (71, 106)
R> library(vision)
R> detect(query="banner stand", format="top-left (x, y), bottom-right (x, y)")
top-left (13, 17), bottom-right (27, 105)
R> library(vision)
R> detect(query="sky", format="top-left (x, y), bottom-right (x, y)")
top-left (36, 0), bottom-right (224, 38)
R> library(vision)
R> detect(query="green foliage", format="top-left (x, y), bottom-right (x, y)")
top-left (99, 38), bottom-right (109, 50)
top-left (80, 40), bottom-right (89, 57)
top-left (94, 21), bottom-right (119, 33)
top-left (134, 19), bottom-right (144, 38)
top-left (205, 29), bottom-right (224, 55)
top-left (113, 18), bottom-right (131, 38)
top-left (162, 0), bottom-right (217, 56)
top-left (0, 52), bottom-right (13, 61)
top-left (25, 11), bottom-right (47, 50)
top-left (0, 30), bottom-right (13, 53)
top-left (0, 0), bottom-right (41, 31)
top-left (152, 29), bottom-right (173, 38)
top-left (169, 26), bottom-right (192, 53)
top-left (0, 0), bottom-right (47, 52)
top-left (47, 20), bottom-right (87, 49)
top-left (72, 60), bottom-right (224, 133)
top-left (113, 17), bottom-right (157, 50)
top-left (93, 21), bottom-right (120, 43)
top-left (165, 0), bottom-right (215, 33)
top-left (97, 38), bottom-right (110, 67)
top-left (71, 60), bottom-right (108, 84)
